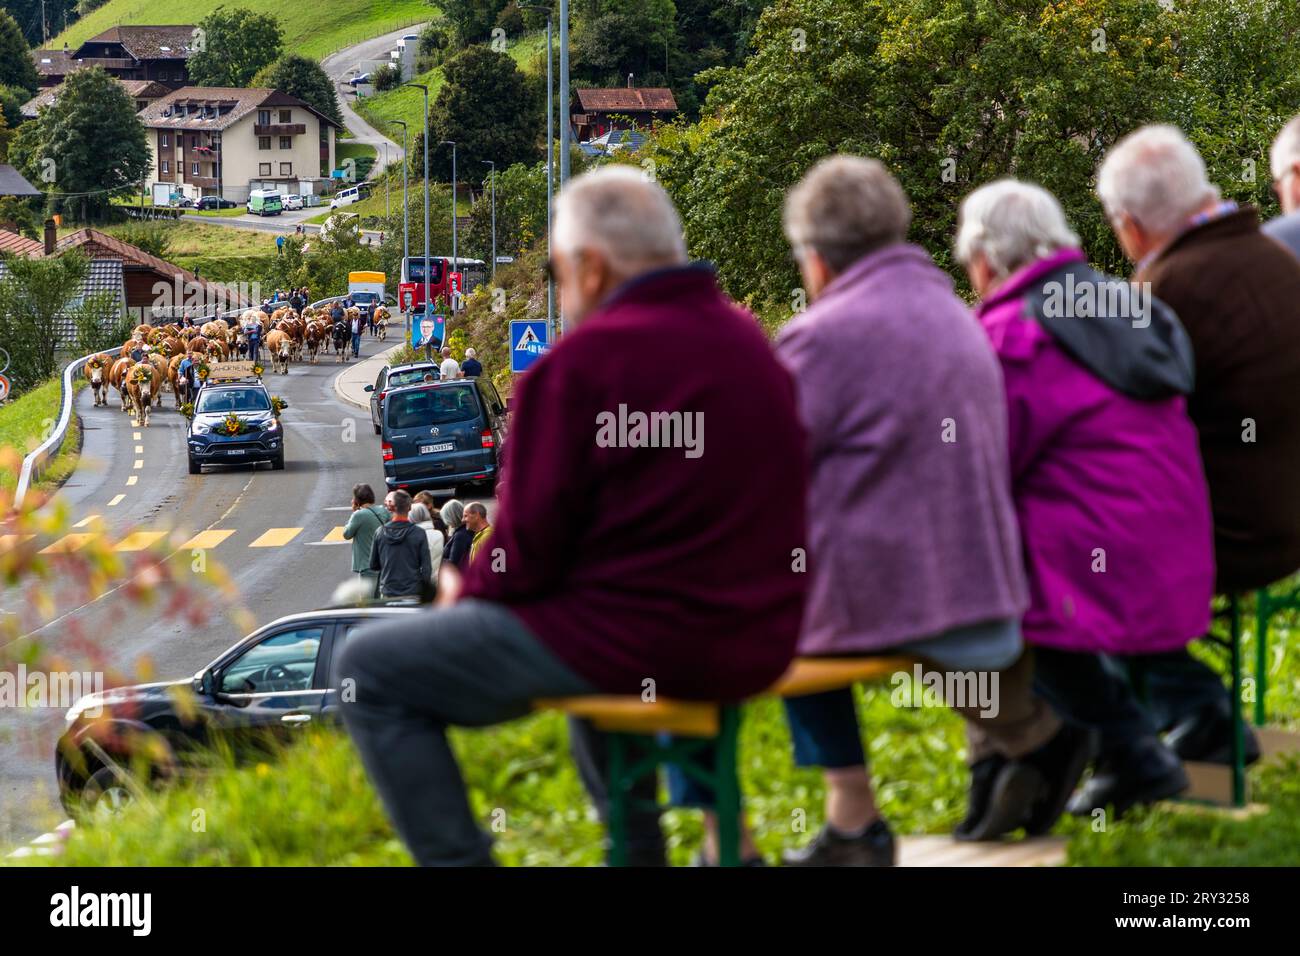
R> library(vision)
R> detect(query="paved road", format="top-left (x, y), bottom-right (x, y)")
top-left (0, 331), bottom-right (489, 850)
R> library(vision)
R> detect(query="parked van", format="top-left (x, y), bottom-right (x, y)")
top-left (247, 190), bottom-right (283, 216)
top-left (381, 379), bottom-right (507, 495)
top-left (331, 186), bottom-right (360, 209)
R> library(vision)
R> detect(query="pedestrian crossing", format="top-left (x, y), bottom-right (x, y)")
top-left (0, 526), bottom-right (354, 555)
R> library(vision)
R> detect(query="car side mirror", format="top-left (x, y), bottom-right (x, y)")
top-left (196, 670), bottom-right (215, 696)
top-left (363, 384), bottom-right (374, 392)
top-left (278, 400), bottom-right (289, 408)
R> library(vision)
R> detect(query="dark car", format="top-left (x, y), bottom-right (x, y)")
top-left (56, 605), bottom-right (420, 816)
top-left (187, 380), bottom-right (288, 473)
top-left (197, 196), bottom-right (238, 210)
top-left (381, 378), bottom-right (507, 495)
top-left (363, 361), bottom-right (441, 435)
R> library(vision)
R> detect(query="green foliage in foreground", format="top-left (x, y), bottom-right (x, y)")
top-left (0, 377), bottom-right (85, 494)
top-left (25, 606), bottom-right (1300, 866)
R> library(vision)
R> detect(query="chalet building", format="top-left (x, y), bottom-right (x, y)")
top-left (32, 25), bottom-right (197, 89)
top-left (139, 87), bottom-right (339, 203)
top-left (21, 78), bottom-right (171, 119)
top-left (570, 87), bottom-right (678, 142)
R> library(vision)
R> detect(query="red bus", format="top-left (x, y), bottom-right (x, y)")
top-left (398, 257), bottom-right (487, 314)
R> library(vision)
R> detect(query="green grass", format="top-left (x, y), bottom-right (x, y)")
top-left (0, 378), bottom-right (85, 495)
top-left (355, 32), bottom-right (547, 143)
top-left (18, 600), bottom-right (1300, 866)
top-left (54, 1), bottom-right (430, 61)
top-left (337, 143), bottom-right (378, 163)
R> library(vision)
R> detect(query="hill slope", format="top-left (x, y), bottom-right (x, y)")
top-left (53, 0), bottom-right (431, 60)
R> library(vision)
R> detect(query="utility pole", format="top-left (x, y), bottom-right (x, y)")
top-left (392, 119), bottom-right (410, 337)
top-left (442, 141), bottom-right (457, 311)
top-left (482, 160), bottom-right (496, 280)
top-left (384, 142), bottom-right (390, 219)
top-left (559, 0), bottom-right (570, 186)
top-left (546, 14), bottom-right (554, 338)
top-left (405, 83), bottom-right (431, 358)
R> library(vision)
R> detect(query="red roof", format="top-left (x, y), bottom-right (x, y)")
top-left (574, 88), bottom-right (677, 113)
top-left (0, 229), bottom-right (44, 257)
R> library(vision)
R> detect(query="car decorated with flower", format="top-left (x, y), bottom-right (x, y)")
top-left (185, 363), bottom-right (288, 474)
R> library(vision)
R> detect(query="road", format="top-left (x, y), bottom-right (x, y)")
top-left (0, 333), bottom-right (490, 850)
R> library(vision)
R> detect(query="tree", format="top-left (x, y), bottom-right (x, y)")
top-left (0, 83), bottom-right (28, 132)
top-left (252, 54), bottom-right (342, 127)
top-left (0, 195), bottom-right (41, 237)
top-left (429, 46), bottom-right (541, 181)
top-left (441, 0), bottom-right (510, 44)
top-left (371, 63), bottom-right (402, 93)
top-left (13, 67), bottom-right (150, 221)
top-left (649, 0), bottom-right (1300, 323)
top-left (571, 0), bottom-right (677, 88)
top-left (3, 0), bottom-right (79, 46)
top-left (0, 250), bottom-right (91, 391)
top-left (189, 7), bottom-right (284, 88)
top-left (0, 9), bottom-right (39, 95)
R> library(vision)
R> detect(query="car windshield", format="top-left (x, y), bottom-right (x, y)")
top-left (387, 385), bottom-right (480, 428)
top-left (197, 387), bottom-right (271, 414)
top-left (406, 259), bottom-right (444, 284)
top-left (388, 368), bottom-right (437, 388)
top-left (351, 292), bottom-right (379, 303)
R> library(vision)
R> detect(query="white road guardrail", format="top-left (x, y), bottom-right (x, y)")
top-left (13, 350), bottom-right (95, 510)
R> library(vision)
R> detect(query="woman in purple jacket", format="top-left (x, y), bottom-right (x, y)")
top-left (955, 179), bottom-right (1216, 817)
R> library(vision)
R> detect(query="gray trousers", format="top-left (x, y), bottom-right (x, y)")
top-left (338, 599), bottom-right (595, 865)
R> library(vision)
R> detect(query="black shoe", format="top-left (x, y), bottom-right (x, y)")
top-left (782, 819), bottom-right (895, 867)
top-left (1165, 699), bottom-right (1261, 766)
top-left (1023, 723), bottom-right (1095, 835)
top-left (957, 760), bottom-right (1042, 841)
top-left (1066, 736), bottom-right (1188, 818)
top-left (954, 755), bottom-right (1006, 840)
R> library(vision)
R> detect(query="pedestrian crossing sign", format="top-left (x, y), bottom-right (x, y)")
top-left (510, 320), bottom-right (549, 372)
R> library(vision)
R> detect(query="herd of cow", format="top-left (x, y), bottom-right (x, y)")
top-left (82, 303), bottom-right (391, 427)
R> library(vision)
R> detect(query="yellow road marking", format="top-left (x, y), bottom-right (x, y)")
top-left (321, 526), bottom-right (347, 543)
top-left (107, 494), bottom-right (125, 507)
top-left (133, 432), bottom-right (142, 440)
top-left (249, 527), bottom-right (303, 548)
top-left (134, 445), bottom-right (144, 454)
top-left (181, 530), bottom-right (235, 550)
top-left (114, 531), bottom-right (166, 552)
top-left (126, 476), bottom-right (138, 486)
top-left (133, 460), bottom-right (143, 470)
top-left (39, 533), bottom-right (98, 554)
top-left (73, 515), bottom-right (100, 528)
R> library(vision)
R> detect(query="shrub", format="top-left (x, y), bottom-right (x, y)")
top-left (371, 64), bottom-right (402, 93)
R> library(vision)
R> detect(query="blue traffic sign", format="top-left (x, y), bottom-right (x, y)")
top-left (510, 320), bottom-right (549, 373)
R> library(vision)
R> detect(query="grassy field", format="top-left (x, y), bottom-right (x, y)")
top-left (0, 378), bottom-right (84, 495)
top-left (16, 601), bottom-right (1300, 866)
top-left (53, 0), bottom-right (429, 61)
top-left (355, 32), bottom-right (547, 142)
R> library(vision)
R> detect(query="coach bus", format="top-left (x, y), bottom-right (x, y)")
top-left (398, 257), bottom-right (489, 315)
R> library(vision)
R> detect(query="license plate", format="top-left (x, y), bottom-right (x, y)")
top-left (421, 442), bottom-right (454, 454)
top-left (226, 449), bottom-right (246, 455)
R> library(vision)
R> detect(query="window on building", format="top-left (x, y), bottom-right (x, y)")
top-left (192, 162), bottom-right (200, 175)
top-left (279, 109), bottom-right (291, 123)
top-left (258, 109), bottom-right (271, 125)
top-left (161, 160), bottom-right (170, 174)
top-left (279, 162), bottom-right (293, 176)
top-left (279, 136), bottom-right (291, 150)
top-left (259, 136), bottom-right (271, 150)
top-left (160, 133), bottom-right (169, 147)
top-left (259, 163), bottom-right (271, 176)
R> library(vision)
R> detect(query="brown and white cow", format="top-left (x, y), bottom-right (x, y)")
top-left (265, 329), bottom-right (291, 374)
top-left (109, 357), bottom-right (136, 412)
top-left (83, 354), bottom-right (113, 407)
top-left (125, 363), bottom-right (160, 427)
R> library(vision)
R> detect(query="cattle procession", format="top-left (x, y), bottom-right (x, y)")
top-left (82, 302), bottom-right (392, 428)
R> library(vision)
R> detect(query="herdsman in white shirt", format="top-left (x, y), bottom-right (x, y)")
top-left (439, 346), bottom-right (461, 380)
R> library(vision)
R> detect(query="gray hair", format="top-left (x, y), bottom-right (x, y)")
top-left (1097, 125), bottom-right (1220, 237)
top-left (440, 499), bottom-right (464, 529)
top-left (783, 155), bottom-right (911, 273)
top-left (955, 179), bottom-right (1080, 278)
top-left (464, 347), bottom-right (476, 358)
top-left (409, 502), bottom-right (431, 524)
top-left (1270, 114), bottom-right (1300, 182)
top-left (553, 165), bottom-right (687, 271)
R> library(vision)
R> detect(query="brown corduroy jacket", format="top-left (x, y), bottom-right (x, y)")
top-left (1136, 207), bottom-right (1300, 591)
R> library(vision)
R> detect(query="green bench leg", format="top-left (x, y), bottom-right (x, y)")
top-left (1254, 589), bottom-right (1269, 728)
top-left (600, 705), bottom-right (744, 867)
top-left (1229, 595), bottom-right (1246, 807)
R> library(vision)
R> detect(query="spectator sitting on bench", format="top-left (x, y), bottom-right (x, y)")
top-left (956, 178), bottom-right (1213, 819)
top-left (337, 166), bottom-right (810, 867)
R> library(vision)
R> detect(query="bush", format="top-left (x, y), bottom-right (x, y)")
top-left (114, 222), bottom-right (173, 260)
top-left (371, 64), bottom-right (402, 93)
top-left (495, 2), bottom-right (525, 37)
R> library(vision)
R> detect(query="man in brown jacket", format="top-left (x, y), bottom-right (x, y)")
top-left (1097, 125), bottom-right (1300, 766)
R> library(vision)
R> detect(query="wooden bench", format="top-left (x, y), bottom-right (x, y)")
top-left (536, 655), bottom-right (915, 866)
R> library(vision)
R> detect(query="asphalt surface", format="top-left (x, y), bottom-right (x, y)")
top-left (0, 332), bottom-right (491, 850)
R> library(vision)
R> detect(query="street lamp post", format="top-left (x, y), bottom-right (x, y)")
top-left (481, 160), bottom-right (496, 280)
top-left (559, 0), bottom-right (570, 185)
top-left (391, 119), bottom-right (411, 338)
top-left (384, 142), bottom-right (390, 219)
top-left (522, 1), bottom-right (555, 336)
top-left (441, 140), bottom-right (457, 311)
top-left (405, 83), bottom-right (431, 357)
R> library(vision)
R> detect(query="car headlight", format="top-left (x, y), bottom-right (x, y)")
top-left (264, 418), bottom-right (279, 432)
top-left (192, 422), bottom-right (210, 435)
top-left (65, 694), bottom-right (102, 723)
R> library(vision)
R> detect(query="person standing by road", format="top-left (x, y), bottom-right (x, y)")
top-left (246, 320), bottom-right (262, 365)
top-left (439, 346), bottom-right (460, 381)
top-left (464, 502), bottom-right (493, 564)
top-left (439, 499), bottom-right (473, 569)
top-left (350, 309), bottom-right (365, 360)
top-left (460, 348), bottom-right (483, 378)
top-left (369, 490), bottom-right (432, 599)
top-left (409, 502), bottom-right (444, 586)
top-left (343, 483), bottom-right (390, 597)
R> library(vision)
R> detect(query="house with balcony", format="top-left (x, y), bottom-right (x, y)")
top-left (21, 78), bottom-right (171, 119)
top-left (138, 87), bottom-right (340, 203)
top-left (570, 86), bottom-right (678, 142)
top-left (33, 25), bottom-right (198, 89)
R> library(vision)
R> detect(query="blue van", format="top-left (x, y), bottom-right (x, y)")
top-left (381, 378), bottom-right (507, 494)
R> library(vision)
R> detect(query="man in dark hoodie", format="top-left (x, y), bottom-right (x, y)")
top-left (370, 490), bottom-right (431, 599)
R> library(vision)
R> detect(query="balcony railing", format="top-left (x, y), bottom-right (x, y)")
top-left (254, 124), bottom-right (306, 136)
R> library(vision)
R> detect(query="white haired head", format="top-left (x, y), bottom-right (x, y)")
top-left (783, 154), bottom-right (911, 274)
top-left (955, 179), bottom-right (1080, 280)
top-left (1097, 125), bottom-right (1220, 238)
top-left (1270, 114), bottom-right (1300, 214)
top-left (552, 165), bottom-right (687, 272)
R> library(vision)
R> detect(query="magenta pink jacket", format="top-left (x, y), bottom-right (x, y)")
top-left (976, 249), bottom-right (1214, 654)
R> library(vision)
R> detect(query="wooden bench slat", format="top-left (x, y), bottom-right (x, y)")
top-left (772, 656), bottom-right (916, 698)
top-left (535, 696), bottom-right (719, 737)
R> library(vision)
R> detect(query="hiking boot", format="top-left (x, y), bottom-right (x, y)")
top-left (1165, 699), bottom-right (1261, 766)
top-left (782, 819), bottom-right (896, 867)
top-left (1067, 736), bottom-right (1188, 818)
top-left (954, 754), bottom-right (1006, 841)
top-left (1023, 723), bottom-right (1095, 835)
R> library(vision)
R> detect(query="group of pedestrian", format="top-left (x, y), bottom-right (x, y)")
top-left (336, 116), bottom-right (1300, 868)
top-left (343, 484), bottom-right (489, 600)
top-left (434, 347), bottom-right (482, 380)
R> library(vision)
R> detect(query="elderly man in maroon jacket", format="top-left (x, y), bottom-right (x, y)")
top-left (339, 166), bottom-right (809, 867)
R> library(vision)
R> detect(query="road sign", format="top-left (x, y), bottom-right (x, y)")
top-left (495, 256), bottom-right (514, 264)
top-left (0, 373), bottom-right (9, 402)
top-left (510, 320), bottom-right (549, 373)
